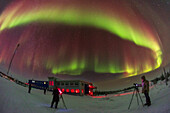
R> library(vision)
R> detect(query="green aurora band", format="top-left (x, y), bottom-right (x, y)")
top-left (0, 1), bottom-right (162, 77)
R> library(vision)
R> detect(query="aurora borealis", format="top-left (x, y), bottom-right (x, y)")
top-left (0, 0), bottom-right (168, 81)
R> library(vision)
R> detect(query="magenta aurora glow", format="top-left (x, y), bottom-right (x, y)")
top-left (0, 0), bottom-right (168, 82)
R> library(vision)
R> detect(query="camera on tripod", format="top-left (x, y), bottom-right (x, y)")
top-left (133, 83), bottom-right (139, 92)
top-left (128, 83), bottom-right (144, 110)
top-left (133, 83), bottom-right (138, 87)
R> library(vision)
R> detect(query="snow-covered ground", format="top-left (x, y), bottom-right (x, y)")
top-left (0, 77), bottom-right (169, 113)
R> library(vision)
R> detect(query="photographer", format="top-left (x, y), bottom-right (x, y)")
top-left (51, 87), bottom-right (60, 109)
top-left (137, 76), bottom-right (151, 106)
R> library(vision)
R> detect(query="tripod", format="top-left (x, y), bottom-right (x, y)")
top-left (128, 86), bottom-right (144, 110)
top-left (60, 94), bottom-right (67, 109)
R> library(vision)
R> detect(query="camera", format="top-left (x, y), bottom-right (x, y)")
top-left (133, 83), bottom-right (138, 87)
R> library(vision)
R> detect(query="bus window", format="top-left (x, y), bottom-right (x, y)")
top-left (57, 82), bottom-right (60, 86)
top-left (70, 82), bottom-right (74, 86)
top-left (75, 82), bottom-right (79, 86)
top-left (61, 82), bottom-right (64, 86)
top-left (65, 82), bottom-right (69, 86)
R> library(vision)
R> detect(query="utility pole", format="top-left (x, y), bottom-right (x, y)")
top-left (7, 44), bottom-right (20, 76)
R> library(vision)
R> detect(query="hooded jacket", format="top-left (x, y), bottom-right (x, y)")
top-left (142, 80), bottom-right (149, 93)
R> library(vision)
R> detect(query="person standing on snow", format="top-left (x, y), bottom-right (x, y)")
top-left (44, 87), bottom-right (47, 95)
top-left (51, 87), bottom-right (60, 109)
top-left (28, 83), bottom-right (32, 93)
top-left (138, 76), bottom-right (151, 106)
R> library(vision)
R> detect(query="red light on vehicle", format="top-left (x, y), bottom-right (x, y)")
top-left (89, 90), bottom-right (93, 95)
top-left (66, 89), bottom-right (69, 92)
top-left (71, 89), bottom-right (75, 93)
top-left (89, 91), bottom-right (93, 96)
top-left (49, 81), bottom-right (54, 86)
top-left (62, 89), bottom-right (65, 92)
top-left (49, 81), bottom-right (51, 85)
top-left (89, 85), bottom-right (94, 89)
top-left (76, 89), bottom-right (80, 93)
top-left (51, 81), bottom-right (54, 86)
top-left (82, 89), bottom-right (84, 94)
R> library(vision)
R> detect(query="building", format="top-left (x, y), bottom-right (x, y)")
top-left (48, 77), bottom-right (96, 96)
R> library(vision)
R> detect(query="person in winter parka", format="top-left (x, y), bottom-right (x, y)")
top-left (51, 87), bottom-right (60, 109)
top-left (139, 76), bottom-right (151, 106)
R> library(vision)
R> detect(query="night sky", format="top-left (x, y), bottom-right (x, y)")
top-left (0, 0), bottom-right (169, 83)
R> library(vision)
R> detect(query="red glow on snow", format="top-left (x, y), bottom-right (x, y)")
top-left (92, 84), bottom-right (156, 98)
top-left (10, 80), bottom-right (14, 82)
top-left (114, 92), bottom-right (133, 96)
top-left (25, 83), bottom-right (29, 85)
top-left (92, 96), bottom-right (107, 98)
top-left (91, 92), bottom-right (134, 98)
top-left (149, 85), bottom-right (154, 89)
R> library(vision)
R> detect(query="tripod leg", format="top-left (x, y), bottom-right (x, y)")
top-left (61, 95), bottom-right (67, 109)
top-left (128, 88), bottom-right (135, 110)
top-left (136, 92), bottom-right (139, 105)
top-left (137, 91), bottom-right (144, 107)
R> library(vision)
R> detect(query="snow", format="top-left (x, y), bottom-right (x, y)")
top-left (0, 77), bottom-right (170, 113)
